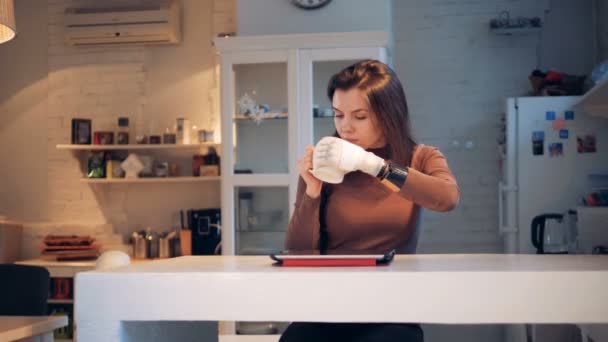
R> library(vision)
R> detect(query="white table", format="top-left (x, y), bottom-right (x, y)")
top-left (15, 259), bottom-right (96, 278)
top-left (75, 254), bottom-right (608, 341)
top-left (0, 316), bottom-right (68, 342)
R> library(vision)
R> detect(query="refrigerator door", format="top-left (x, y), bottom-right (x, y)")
top-left (515, 96), bottom-right (608, 254)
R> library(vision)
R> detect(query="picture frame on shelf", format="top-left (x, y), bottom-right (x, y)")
top-left (71, 118), bottom-right (92, 144)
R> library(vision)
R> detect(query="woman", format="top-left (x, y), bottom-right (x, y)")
top-left (280, 60), bottom-right (460, 342)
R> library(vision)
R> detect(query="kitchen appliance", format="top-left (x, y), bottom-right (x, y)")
top-left (159, 235), bottom-right (171, 259)
top-left (500, 96), bottom-right (608, 254)
top-left (131, 231), bottom-right (148, 259)
top-left (145, 228), bottom-right (159, 259)
top-left (500, 96), bottom-right (608, 342)
top-left (158, 230), bottom-right (178, 258)
top-left (530, 212), bottom-right (576, 254)
top-left (188, 209), bottom-right (221, 255)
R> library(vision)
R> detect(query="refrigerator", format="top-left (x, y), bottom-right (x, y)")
top-left (499, 96), bottom-right (608, 342)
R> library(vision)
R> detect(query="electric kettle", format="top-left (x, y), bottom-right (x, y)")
top-left (531, 211), bottom-right (576, 254)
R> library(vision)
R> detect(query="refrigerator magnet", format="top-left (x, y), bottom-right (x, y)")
top-left (532, 131), bottom-right (544, 156)
top-left (559, 129), bottom-right (569, 139)
top-left (545, 111), bottom-right (556, 121)
top-left (552, 118), bottom-right (566, 130)
top-left (577, 134), bottom-right (597, 153)
top-left (565, 111), bottom-right (575, 120)
top-left (549, 142), bottom-right (563, 157)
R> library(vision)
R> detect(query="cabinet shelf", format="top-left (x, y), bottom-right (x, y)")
top-left (575, 77), bottom-right (608, 118)
top-left (237, 230), bottom-right (285, 233)
top-left (234, 113), bottom-right (288, 121)
top-left (56, 143), bottom-right (219, 151)
top-left (232, 174), bottom-right (289, 186)
top-left (48, 299), bottom-right (74, 304)
top-left (81, 176), bottom-right (220, 184)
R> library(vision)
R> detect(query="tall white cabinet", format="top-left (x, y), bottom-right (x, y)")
top-left (214, 31), bottom-right (388, 337)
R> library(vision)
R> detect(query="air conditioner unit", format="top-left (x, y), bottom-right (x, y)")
top-left (64, 0), bottom-right (181, 46)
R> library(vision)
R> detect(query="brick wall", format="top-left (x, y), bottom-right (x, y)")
top-left (393, 0), bottom-right (593, 254)
top-left (27, 0), bottom-right (230, 247)
top-left (598, 0), bottom-right (608, 60)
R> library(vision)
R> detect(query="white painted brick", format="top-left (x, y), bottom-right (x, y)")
top-left (31, 0), bottom-right (228, 256)
top-left (392, 0), bottom-right (562, 253)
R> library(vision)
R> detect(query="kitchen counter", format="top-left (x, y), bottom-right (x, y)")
top-left (0, 315), bottom-right (68, 342)
top-left (75, 254), bottom-right (608, 341)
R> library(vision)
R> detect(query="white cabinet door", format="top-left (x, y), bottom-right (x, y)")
top-left (219, 50), bottom-right (292, 256)
top-left (580, 324), bottom-right (608, 342)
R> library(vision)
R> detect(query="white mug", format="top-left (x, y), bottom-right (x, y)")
top-left (310, 137), bottom-right (346, 184)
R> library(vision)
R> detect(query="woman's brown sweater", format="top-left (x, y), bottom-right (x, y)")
top-left (284, 144), bottom-right (460, 254)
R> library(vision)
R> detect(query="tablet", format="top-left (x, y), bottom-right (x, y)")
top-left (270, 249), bottom-right (396, 267)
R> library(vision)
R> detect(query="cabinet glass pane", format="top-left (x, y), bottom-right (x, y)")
top-left (235, 186), bottom-right (288, 255)
top-left (312, 60), bottom-right (360, 144)
top-left (233, 63), bottom-right (288, 174)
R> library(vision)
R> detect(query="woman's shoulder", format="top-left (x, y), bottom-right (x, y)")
top-left (411, 144), bottom-right (445, 168)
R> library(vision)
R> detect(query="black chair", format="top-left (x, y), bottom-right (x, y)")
top-left (0, 264), bottom-right (50, 316)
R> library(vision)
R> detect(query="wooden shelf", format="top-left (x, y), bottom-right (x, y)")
top-left (575, 77), bottom-right (608, 118)
top-left (82, 176), bottom-right (221, 184)
top-left (490, 27), bottom-right (542, 35)
top-left (56, 143), bottom-right (219, 151)
top-left (48, 299), bottom-right (74, 304)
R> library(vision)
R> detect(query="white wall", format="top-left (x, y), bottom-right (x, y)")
top-left (598, 0), bottom-right (608, 61)
top-left (393, 0), bottom-right (594, 254)
top-left (0, 0), bottom-right (234, 243)
top-left (539, 0), bottom-right (594, 75)
top-left (236, 0), bottom-right (392, 36)
top-left (45, 0), bottom-right (222, 237)
top-left (0, 0), bottom-right (49, 221)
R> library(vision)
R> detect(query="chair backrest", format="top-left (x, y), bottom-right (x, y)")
top-left (401, 208), bottom-right (423, 254)
top-left (0, 264), bottom-right (50, 315)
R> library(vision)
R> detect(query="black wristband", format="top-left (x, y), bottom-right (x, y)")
top-left (379, 162), bottom-right (408, 190)
top-left (376, 161), bottom-right (390, 180)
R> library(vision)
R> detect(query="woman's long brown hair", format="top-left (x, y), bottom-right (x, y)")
top-left (327, 60), bottom-right (416, 166)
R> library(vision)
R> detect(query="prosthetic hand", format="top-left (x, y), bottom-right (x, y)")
top-left (310, 136), bottom-right (385, 184)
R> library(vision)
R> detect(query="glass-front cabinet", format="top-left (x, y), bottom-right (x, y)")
top-left (214, 31), bottom-right (388, 337)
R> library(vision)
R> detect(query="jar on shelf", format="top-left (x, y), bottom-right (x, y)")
top-left (117, 117), bottom-right (129, 144)
top-left (176, 118), bottom-right (190, 144)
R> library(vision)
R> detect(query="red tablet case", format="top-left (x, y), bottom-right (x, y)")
top-left (280, 258), bottom-right (377, 267)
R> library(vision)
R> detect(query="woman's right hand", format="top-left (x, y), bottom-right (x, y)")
top-left (298, 145), bottom-right (322, 199)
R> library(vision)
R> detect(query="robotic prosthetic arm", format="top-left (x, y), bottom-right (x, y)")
top-left (310, 137), bottom-right (385, 183)
top-left (310, 137), bottom-right (409, 190)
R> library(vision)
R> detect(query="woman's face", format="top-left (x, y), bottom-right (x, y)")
top-left (332, 88), bottom-right (386, 149)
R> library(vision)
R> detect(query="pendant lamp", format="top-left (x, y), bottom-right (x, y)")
top-left (0, 0), bottom-right (16, 44)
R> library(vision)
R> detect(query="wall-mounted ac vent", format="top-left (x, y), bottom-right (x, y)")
top-left (64, 0), bottom-right (181, 46)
